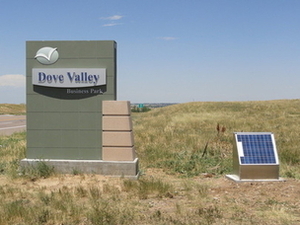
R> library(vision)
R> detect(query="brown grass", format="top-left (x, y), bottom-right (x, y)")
top-left (133, 99), bottom-right (300, 178)
top-left (0, 104), bottom-right (26, 115)
top-left (0, 100), bottom-right (300, 224)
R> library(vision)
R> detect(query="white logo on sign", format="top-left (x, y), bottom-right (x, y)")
top-left (35, 47), bottom-right (59, 65)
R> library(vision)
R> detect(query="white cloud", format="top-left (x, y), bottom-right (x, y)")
top-left (158, 37), bottom-right (178, 41)
top-left (100, 15), bottom-right (124, 27)
top-left (0, 74), bottom-right (25, 87)
top-left (103, 23), bottom-right (122, 27)
top-left (101, 15), bottom-right (123, 20)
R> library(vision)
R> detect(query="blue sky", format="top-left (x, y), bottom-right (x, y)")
top-left (0, 0), bottom-right (299, 104)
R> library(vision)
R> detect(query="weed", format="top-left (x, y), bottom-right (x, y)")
top-left (196, 205), bottom-right (222, 224)
top-left (88, 186), bottom-right (102, 200)
top-left (75, 186), bottom-right (88, 198)
top-left (37, 209), bottom-right (50, 224)
top-left (123, 177), bottom-right (174, 199)
top-left (39, 194), bottom-right (51, 206)
top-left (103, 183), bottom-right (120, 196)
top-left (175, 203), bottom-right (181, 214)
top-left (20, 161), bottom-right (55, 180)
top-left (71, 168), bottom-right (82, 175)
top-left (88, 199), bottom-right (116, 225)
top-left (196, 183), bottom-right (209, 197)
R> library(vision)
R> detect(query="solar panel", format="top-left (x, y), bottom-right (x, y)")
top-left (235, 132), bottom-right (278, 165)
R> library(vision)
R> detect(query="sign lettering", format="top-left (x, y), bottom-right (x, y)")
top-left (32, 68), bottom-right (106, 88)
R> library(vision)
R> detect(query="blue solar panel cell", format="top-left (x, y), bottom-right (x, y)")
top-left (236, 133), bottom-right (277, 164)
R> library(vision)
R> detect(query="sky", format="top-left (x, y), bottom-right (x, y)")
top-left (0, 0), bottom-right (299, 104)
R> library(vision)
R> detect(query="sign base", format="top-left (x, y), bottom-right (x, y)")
top-left (20, 158), bottom-right (139, 179)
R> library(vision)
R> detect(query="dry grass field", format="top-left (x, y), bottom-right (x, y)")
top-left (0, 104), bottom-right (26, 115)
top-left (0, 100), bottom-right (300, 224)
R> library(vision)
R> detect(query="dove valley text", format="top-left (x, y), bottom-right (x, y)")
top-left (38, 72), bottom-right (100, 84)
top-left (32, 68), bottom-right (106, 88)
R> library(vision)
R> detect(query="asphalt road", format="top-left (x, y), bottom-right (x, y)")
top-left (0, 115), bottom-right (26, 136)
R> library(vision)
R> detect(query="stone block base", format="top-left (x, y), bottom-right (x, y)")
top-left (20, 158), bottom-right (139, 179)
top-left (102, 147), bottom-right (136, 161)
top-left (103, 131), bottom-right (134, 146)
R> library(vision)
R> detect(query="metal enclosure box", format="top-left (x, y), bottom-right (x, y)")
top-left (230, 132), bottom-right (280, 181)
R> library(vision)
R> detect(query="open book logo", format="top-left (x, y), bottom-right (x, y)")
top-left (35, 47), bottom-right (59, 65)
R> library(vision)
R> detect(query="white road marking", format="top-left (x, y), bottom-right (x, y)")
top-left (0, 125), bottom-right (26, 130)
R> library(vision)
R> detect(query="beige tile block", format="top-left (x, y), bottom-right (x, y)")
top-left (103, 131), bottom-right (134, 147)
top-left (103, 116), bottom-right (132, 131)
top-left (102, 147), bottom-right (136, 161)
top-left (103, 101), bottom-right (131, 115)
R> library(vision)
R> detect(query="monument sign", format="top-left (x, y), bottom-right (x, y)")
top-left (21, 40), bottom-right (138, 178)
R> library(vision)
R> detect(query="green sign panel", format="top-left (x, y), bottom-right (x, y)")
top-left (26, 41), bottom-right (117, 160)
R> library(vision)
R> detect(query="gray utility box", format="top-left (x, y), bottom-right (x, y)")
top-left (227, 132), bottom-right (280, 181)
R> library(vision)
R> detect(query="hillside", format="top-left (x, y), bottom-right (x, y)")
top-left (0, 104), bottom-right (26, 115)
top-left (133, 99), bottom-right (300, 178)
top-left (0, 100), bottom-right (299, 224)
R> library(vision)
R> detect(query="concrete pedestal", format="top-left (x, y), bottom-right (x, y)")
top-left (20, 158), bottom-right (139, 179)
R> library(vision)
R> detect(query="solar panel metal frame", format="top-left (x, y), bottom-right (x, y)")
top-left (235, 132), bottom-right (279, 165)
